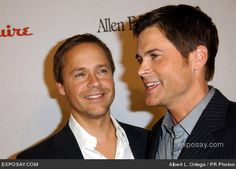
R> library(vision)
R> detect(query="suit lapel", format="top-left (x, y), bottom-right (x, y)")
top-left (148, 118), bottom-right (163, 159)
top-left (126, 132), bottom-right (144, 159)
top-left (179, 89), bottom-right (229, 159)
top-left (119, 122), bottom-right (149, 159)
top-left (52, 124), bottom-right (84, 159)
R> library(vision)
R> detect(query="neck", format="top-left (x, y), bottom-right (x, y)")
top-left (71, 111), bottom-right (115, 138)
top-left (168, 83), bottom-right (209, 124)
top-left (71, 111), bottom-right (117, 159)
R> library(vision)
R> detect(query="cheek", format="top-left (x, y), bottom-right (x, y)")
top-left (65, 82), bottom-right (84, 97)
top-left (103, 78), bottom-right (115, 88)
top-left (170, 66), bottom-right (192, 86)
top-left (159, 62), bottom-right (183, 81)
top-left (104, 79), bottom-right (115, 97)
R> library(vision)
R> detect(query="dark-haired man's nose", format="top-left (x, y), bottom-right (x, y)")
top-left (138, 60), bottom-right (151, 78)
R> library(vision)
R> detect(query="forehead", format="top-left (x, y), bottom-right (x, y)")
top-left (64, 42), bottom-right (109, 65)
top-left (66, 42), bottom-right (105, 56)
top-left (137, 26), bottom-right (175, 54)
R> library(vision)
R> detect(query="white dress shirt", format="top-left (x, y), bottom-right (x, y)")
top-left (68, 115), bottom-right (134, 159)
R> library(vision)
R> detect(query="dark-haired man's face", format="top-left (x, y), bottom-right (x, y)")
top-left (136, 26), bottom-right (195, 108)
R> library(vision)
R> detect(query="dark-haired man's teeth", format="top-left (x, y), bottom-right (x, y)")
top-left (146, 82), bottom-right (160, 88)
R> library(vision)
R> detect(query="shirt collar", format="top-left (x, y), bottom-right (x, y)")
top-left (162, 112), bottom-right (175, 136)
top-left (68, 114), bottom-right (130, 150)
top-left (68, 115), bottom-right (97, 149)
top-left (162, 86), bottom-right (215, 135)
top-left (110, 116), bottom-right (130, 144)
top-left (180, 87), bottom-right (215, 134)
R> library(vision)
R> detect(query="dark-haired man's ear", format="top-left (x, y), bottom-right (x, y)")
top-left (192, 45), bottom-right (208, 70)
top-left (55, 83), bottom-right (66, 96)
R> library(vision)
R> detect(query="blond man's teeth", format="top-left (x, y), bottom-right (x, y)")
top-left (85, 94), bottom-right (102, 99)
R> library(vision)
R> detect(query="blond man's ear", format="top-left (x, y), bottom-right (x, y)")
top-left (55, 82), bottom-right (66, 96)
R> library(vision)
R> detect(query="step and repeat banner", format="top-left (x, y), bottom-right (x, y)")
top-left (1, 0), bottom-right (236, 159)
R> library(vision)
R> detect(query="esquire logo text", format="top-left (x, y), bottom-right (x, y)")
top-left (0, 25), bottom-right (33, 38)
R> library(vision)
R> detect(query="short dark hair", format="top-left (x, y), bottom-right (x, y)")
top-left (133, 4), bottom-right (219, 81)
top-left (53, 33), bottom-right (115, 84)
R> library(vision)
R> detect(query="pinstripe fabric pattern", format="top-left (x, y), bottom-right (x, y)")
top-left (148, 89), bottom-right (236, 159)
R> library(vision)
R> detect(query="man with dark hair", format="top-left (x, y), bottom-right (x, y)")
top-left (133, 4), bottom-right (236, 159)
top-left (17, 33), bottom-right (148, 159)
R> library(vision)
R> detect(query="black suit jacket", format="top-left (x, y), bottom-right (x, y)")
top-left (17, 122), bottom-right (149, 159)
top-left (148, 89), bottom-right (236, 159)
